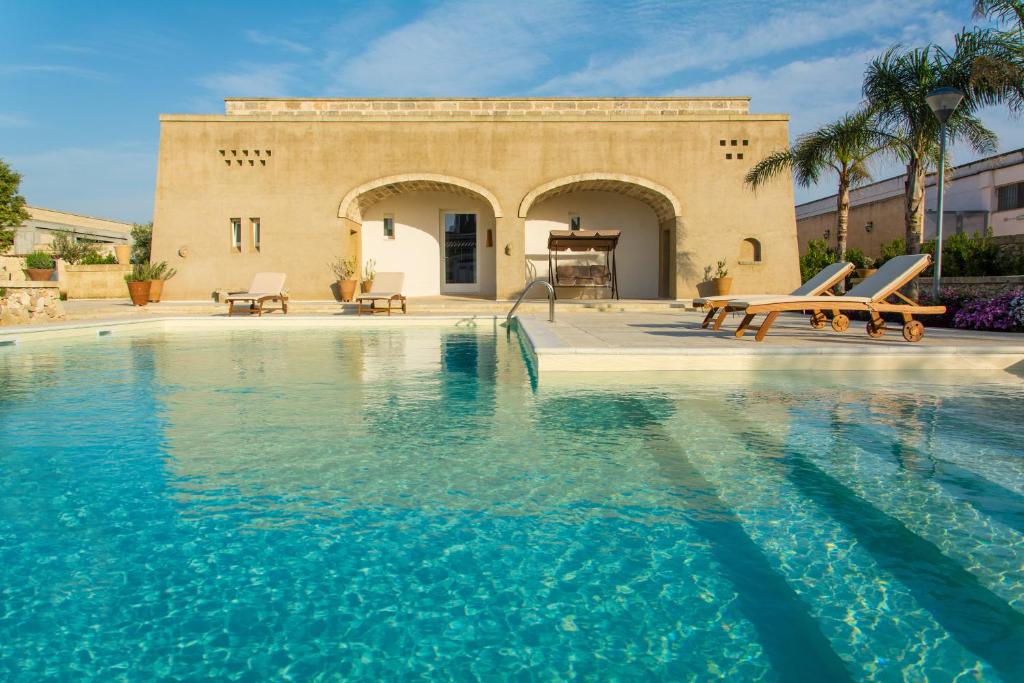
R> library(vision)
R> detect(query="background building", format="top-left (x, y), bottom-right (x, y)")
top-left (9, 206), bottom-right (132, 256)
top-left (796, 148), bottom-right (1024, 257)
top-left (152, 97), bottom-right (801, 301)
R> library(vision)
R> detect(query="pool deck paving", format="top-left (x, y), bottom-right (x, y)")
top-left (516, 310), bottom-right (1024, 373)
top-left (2, 299), bottom-right (1023, 374)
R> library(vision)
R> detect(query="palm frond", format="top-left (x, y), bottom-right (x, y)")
top-left (744, 149), bottom-right (796, 189)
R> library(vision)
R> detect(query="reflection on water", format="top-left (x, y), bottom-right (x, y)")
top-left (0, 327), bottom-right (1023, 680)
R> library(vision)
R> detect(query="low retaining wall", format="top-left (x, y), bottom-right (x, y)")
top-left (64, 264), bottom-right (131, 299)
top-left (0, 282), bottom-right (65, 325)
top-left (919, 275), bottom-right (1024, 294)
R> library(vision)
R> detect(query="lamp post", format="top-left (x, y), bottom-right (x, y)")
top-left (925, 86), bottom-right (964, 300)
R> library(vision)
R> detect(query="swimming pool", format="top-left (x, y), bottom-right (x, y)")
top-left (1, 325), bottom-right (1022, 680)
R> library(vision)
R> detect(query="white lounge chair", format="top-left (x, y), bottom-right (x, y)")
top-left (356, 272), bottom-right (407, 315)
top-left (225, 272), bottom-right (288, 316)
top-left (694, 261), bottom-right (854, 330)
top-left (726, 254), bottom-right (943, 342)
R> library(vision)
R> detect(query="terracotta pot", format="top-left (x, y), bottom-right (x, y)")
top-left (148, 279), bottom-right (165, 302)
top-left (23, 268), bottom-right (55, 281)
top-left (713, 277), bottom-right (733, 296)
top-left (114, 245), bottom-right (131, 265)
top-left (339, 279), bottom-right (357, 301)
top-left (361, 279), bottom-right (374, 294)
top-left (854, 268), bottom-right (877, 279)
top-left (126, 280), bottom-right (151, 306)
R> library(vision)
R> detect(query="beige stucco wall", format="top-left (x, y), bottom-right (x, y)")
top-left (26, 206), bottom-right (132, 235)
top-left (63, 264), bottom-right (132, 299)
top-left (525, 191), bottom-right (660, 299)
top-left (361, 191), bottom-right (496, 298)
top-left (152, 98), bottom-right (800, 300)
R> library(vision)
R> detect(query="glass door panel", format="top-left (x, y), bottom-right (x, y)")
top-left (442, 213), bottom-right (477, 290)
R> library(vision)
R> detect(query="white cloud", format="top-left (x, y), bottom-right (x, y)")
top-left (198, 63), bottom-right (297, 97)
top-left (536, 0), bottom-right (940, 94)
top-left (330, 0), bottom-right (583, 95)
top-left (244, 30), bottom-right (312, 54)
top-left (9, 145), bottom-right (156, 223)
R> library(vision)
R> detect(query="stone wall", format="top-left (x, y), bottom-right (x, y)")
top-left (0, 284), bottom-right (65, 325)
top-left (64, 264), bottom-right (132, 299)
top-left (224, 97), bottom-right (752, 119)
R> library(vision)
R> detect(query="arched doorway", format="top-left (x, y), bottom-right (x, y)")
top-left (518, 173), bottom-right (681, 299)
top-left (339, 174), bottom-right (503, 297)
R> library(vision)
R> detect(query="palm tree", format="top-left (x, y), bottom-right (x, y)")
top-left (745, 110), bottom-right (885, 291)
top-left (971, 2), bottom-right (1024, 114)
top-left (862, 38), bottom-right (1014, 297)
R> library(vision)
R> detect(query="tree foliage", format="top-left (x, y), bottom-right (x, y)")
top-left (0, 158), bottom-right (30, 253)
top-left (131, 222), bottom-right (152, 264)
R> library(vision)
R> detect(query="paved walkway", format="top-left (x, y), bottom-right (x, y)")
top-left (517, 311), bottom-right (1024, 373)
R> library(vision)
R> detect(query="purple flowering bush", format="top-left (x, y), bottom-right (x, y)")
top-left (951, 289), bottom-right (1024, 331)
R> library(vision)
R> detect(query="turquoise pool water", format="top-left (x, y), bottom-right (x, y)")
top-left (1, 326), bottom-right (1023, 681)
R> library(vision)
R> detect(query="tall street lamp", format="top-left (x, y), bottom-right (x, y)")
top-left (925, 86), bottom-right (964, 299)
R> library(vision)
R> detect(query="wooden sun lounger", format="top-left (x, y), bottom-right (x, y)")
top-left (225, 273), bottom-right (289, 316)
top-left (694, 261), bottom-right (854, 330)
top-left (724, 254), bottom-right (943, 342)
top-left (355, 272), bottom-right (407, 316)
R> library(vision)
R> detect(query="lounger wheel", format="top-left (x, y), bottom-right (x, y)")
top-left (809, 312), bottom-right (827, 329)
top-left (902, 320), bottom-right (924, 342)
top-left (830, 314), bottom-right (849, 332)
top-left (866, 320), bottom-right (886, 338)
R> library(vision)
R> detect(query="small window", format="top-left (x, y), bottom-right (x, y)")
top-left (569, 214), bottom-right (582, 231)
top-left (731, 139), bottom-right (738, 146)
top-left (737, 153), bottom-right (744, 160)
top-left (719, 140), bottom-right (726, 146)
top-left (230, 218), bottom-right (241, 250)
top-left (996, 181), bottom-right (1024, 212)
top-left (726, 153), bottom-right (733, 159)
top-left (251, 218), bottom-right (261, 251)
top-left (383, 214), bottom-right (395, 239)
top-left (742, 139), bottom-right (749, 146)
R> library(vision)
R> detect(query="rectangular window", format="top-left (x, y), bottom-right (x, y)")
top-left (230, 218), bottom-right (241, 250)
top-left (383, 214), bottom-right (395, 239)
top-left (569, 214), bottom-right (581, 231)
top-left (996, 181), bottom-right (1024, 212)
top-left (251, 218), bottom-right (261, 251)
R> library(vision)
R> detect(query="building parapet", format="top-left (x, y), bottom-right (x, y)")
top-left (223, 97), bottom-right (754, 119)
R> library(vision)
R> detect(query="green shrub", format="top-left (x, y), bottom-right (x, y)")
top-left (800, 239), bottom-right (836, 283)
top-left (50, 230), bottom-right (99, 265)
top-left (922, 228), bottom-right (1001, 277)
top-left (876, 238), bottom-right (905, 267)
top-left (24, 251), bottom-right (55, 269)
top-left (149, 261), bottom-right (177, 281)
top-left (80, 252), bottom-right (119, 265)
top-left (124, 263), bottom-right (154, 282)
top-left (843, 247), bottom-right (874, 270)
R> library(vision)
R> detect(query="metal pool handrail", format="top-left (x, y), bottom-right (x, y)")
top-left (506, 279), bottom-right (555, 324)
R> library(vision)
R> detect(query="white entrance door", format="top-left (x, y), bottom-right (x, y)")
top-left (441, 212), bottom-right (478, 294)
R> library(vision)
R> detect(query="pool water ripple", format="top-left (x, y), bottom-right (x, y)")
top-left (1, 328), bottom-right (1022, 680)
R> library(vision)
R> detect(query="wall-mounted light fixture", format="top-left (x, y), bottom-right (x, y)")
top-left (486, 229), bottom-right (493, 247)
top-left (823, 229), bottom-right (831, 240)
top-left (865, 221), bottom-right (874, 233)
top-left (504, 243), bottom-right (512, 255)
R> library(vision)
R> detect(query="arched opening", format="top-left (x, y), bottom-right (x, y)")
top-left (519, 174), bottom-right (681, 299)
top-left (740, 237), bottom-right (762, 263)
top-left (339, 174), bottom-right (502, 298)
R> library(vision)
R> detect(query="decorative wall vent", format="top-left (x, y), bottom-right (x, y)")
top-left (219, 149), bottom-right (272, 167)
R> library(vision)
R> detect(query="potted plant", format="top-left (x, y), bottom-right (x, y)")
top-left (124, 263), bottom-right (153, 306)
top-left (361, 258), bottom-right (376, 293)
top-left (114, 244), bottom-right (131, 265)
top-left (712, 259), bottom-right (732, 296)
top-left (846, 248), bottom-right (877, 278)
top-left (23, 251), bottom-right (56, 281)
top-left (147, 261), bottom-right (177, 302)
top-left (329, 256), bottom-right (358, 301)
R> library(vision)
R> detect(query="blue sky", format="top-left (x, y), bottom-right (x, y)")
top-left (1, 0), bottom-right (1019, 223)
